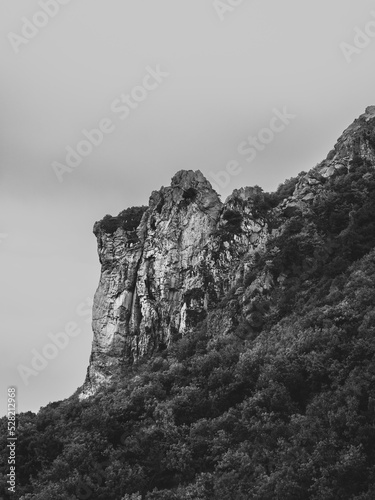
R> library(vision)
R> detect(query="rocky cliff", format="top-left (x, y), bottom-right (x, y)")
top-left (81, 171), bottom-right (269, 398)
top-left (80, 106), bottom-right (375, 399)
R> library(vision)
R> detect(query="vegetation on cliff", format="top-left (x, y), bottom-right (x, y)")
top-left (96, 206), bottom-right (148, 235)
top-left (2, 156), bottom-right (375, 499)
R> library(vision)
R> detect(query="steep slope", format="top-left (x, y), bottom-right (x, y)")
top-left (81, 106), bottom-right (375, 400)
top-left (3, 107), bottom-right (375, 500)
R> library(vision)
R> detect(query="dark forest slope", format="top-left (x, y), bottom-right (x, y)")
top-left (2, 109), bottom-right (375, 499)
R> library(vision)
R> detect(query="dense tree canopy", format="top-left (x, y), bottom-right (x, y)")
top-left (2, 163), bottom-right (375, 499)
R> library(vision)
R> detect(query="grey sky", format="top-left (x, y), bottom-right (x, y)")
top-left (1, 0), bottom-right (375, 414)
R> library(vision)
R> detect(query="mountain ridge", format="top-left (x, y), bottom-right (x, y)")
top-left (3, 107), bottom-right (375, 499)
top-left (80, 106), bottom-right (375, 400)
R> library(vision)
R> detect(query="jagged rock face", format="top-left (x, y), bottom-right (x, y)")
top-left (81, 107), bottom-right (375, 399)
top-left (322, 106), bottom-right (375, 172)
top-left (81, 170), bottom-right (269, 398)
top-left (282, 107), bottom-right (375, 206)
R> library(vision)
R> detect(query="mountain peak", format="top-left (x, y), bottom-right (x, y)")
top-left (170, 169), bottom-right (209, 189)
top-left (323, 106), bottom-right (375, 166)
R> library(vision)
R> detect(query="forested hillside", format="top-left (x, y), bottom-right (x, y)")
top-left (1, 156), bottom-right (375, 499)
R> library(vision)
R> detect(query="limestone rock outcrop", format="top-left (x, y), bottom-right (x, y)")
top-left (81, 107), bottom-right (375, 399)
top-left (81, 170), bottom-right (270, 397)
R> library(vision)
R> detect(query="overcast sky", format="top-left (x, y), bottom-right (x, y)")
top-left (1, 0), bottom-right (375, 414)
